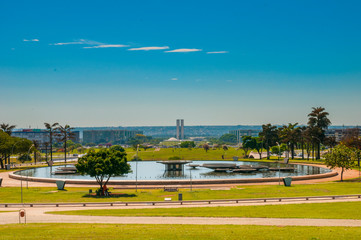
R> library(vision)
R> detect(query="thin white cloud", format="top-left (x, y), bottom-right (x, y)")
top-left (23, 39), bottom-right (39, 42)
top-left (50, 39), bottom-right (101, 46)
top-left (128, 46), bottom-right (169, 51)
top-left (171, 78), bottom-right (178, 81)
top-left (165, 48), bottom-right (202, 53)
top-left (83, 44), bottom-right (129, 49)
top-left (207, 51), bottom-right (228, 54)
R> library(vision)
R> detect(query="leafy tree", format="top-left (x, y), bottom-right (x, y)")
top-left (0, 123), bottom-right (16, 135)
top-left (324, 136), bottom-right (337, 150)
top-left (44, 122), bottom-right (59, 163)
top-left (180, 141), bottom-right (196, 149)
top-left (308, 107), bottom-right (331, 159)
top-left (259, 124), bottom-right (279, 159)
top-left (76, 147), bottom-right (130, 196)
top-left (202, 143), bottom-right (210, 152)
top-left (271, 143), bottom-right (287, 156)
top-left (0, 123), bottom-right (17, 165)
top-left (324, 144), bottom-right (356, 181)
top-left (0, 132), bottom-right (32, 168)
top-left (219, 133), bottom-right (237, 145)
top-left (56, 124), bottom-right (76, 163)
top-left (341, 129), bottom-right (361, 150)
top-left (240, 136), bottom-right (252, 158)
top-left (252, 137), bottom-right (264, 159)
top-left (0, 132), bottom-right (12, 168)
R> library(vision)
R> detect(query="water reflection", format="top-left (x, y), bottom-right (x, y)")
top-left (15, 161), bottom-right (330, 181)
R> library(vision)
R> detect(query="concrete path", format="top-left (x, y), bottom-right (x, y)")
top-left (1, 198), bottom-right (361, 226)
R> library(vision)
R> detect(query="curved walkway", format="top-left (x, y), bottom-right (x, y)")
top-left (1, 197), bottom-right (361, 226)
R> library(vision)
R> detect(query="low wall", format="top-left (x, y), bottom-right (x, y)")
top-left (9, 169), bottom-right (338, 186)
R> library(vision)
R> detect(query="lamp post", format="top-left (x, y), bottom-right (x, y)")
top-left (189, 167), bottom-right (192, 191)
top-left (135, 144), bottom-right (139, 192)
top-left (276, 142), bottom-right (281, 186)
top-left (26, 144), bottom-right (35, 189)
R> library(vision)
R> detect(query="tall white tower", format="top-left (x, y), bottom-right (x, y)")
top-left (180, 119), bottom-right (184, 140)
top-left (176, 119), bottom-right (184, 140)
top-left (176, 119), bottom-right (180, 140)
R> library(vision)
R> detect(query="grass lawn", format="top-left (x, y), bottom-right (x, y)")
top-left (1, 182), bottom-right (361, 203)
top-left (49, 201), bottom-right (361, 219)
top-left (0, 223), bottom-right (360, 240)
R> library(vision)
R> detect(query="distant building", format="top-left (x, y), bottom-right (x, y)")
top-left (176, 119), bottom-right (184, 140)
top-left (82, 129), bottom-right (143, 144)
top-left (12, 129), bottom-right (80, 144)
top-left (326, 127), bottom-right (361, 142)
top-left (229, 129), bottom-right (261, 143)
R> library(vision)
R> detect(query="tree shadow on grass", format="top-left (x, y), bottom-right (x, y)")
top-left (82, 193), bottom-right (137, 199)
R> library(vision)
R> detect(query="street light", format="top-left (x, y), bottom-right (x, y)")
top-left (26, 144), bottom-right (35, 189)
top-left (135, 144), bottom-right (139, 192)
top-left (189, 167), bottom-right (192, 191)
top-left (276, 142), bottom-right (281, 186)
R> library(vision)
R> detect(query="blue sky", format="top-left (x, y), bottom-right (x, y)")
top-left (1, 0), bottom-right (361, 128)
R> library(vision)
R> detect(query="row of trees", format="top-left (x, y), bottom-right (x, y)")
top-left (0, 122), bottom-right (76, 168)
top-left (258, 107), bottom-right (332, 160)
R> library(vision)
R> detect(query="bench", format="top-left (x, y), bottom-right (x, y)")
top-left (164, 187), bottom-right (178, 192)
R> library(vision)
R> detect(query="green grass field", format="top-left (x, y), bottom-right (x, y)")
top-left (0, 223), bottom-right (360, 240)
top-left (1, 182), bottom-right (360, 203)
top-left (49, 201), bottom-right (361, 219)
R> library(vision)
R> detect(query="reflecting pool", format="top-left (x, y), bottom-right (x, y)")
top-left (15, 161), bottom-right (331, 180)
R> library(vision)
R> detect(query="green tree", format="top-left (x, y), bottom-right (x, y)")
top-left (180, 141), bottom-right (196, 148)
top-left (324, 144), bottom-right (356, 181)
top-left (259, 124), bottom-right (279, 159)
top-left (0, 123), bottom-right (16, 165)
top-left (219, 133), bottom-right (237, 145)
top-left (56, 124), bottom-right (76, 163)
top-left (271, 143), bottom-right (287, 156)
top-left (241, 136), bottom-right (255, 158)
top-left (308, 107), bottom-right (331, 160)
top-left (0, 132), bottom-right (32, 168)
top-left (252, 137), bottom-right (264, 159)
top-left (76, 147), bottom-right (130, 195)
top-left (0, 131), bottom-right (12, 168)
top-left (44, 122), bottom-right (59, 163)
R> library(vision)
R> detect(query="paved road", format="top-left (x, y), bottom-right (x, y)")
top-left (1, 198), bottom-right (361, 226)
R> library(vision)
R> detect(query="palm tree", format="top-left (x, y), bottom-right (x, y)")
top-left (279, 123), bottom-right (301, 159)
top-left (259, 124), bottom-right (279, 159)
top-left (44, 122), bottom-right (59, 163)
top-left (0, 123), bottom-right (16, 135)
top-left (308, 107), bottom-right (331, 159)
top-left (55, 124), bottom-right (75, 163)
top-left (32, 140), bottom-right (40, 164)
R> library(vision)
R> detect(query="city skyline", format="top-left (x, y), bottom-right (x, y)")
top-left (1, 1), bottom-right (361, 127)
